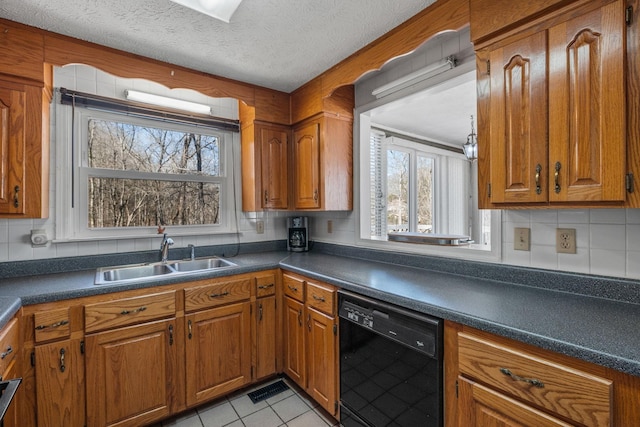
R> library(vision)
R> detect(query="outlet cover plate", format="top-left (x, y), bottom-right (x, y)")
top-left (514, 227), bottom-right (530, 251)
top-left (256, 220), bottom-right (264, 234)
top-left (556, 228), bottom-right (576, 254)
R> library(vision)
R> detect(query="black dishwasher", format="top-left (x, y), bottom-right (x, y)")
top-left (339, 291), bottom-right (442, 427)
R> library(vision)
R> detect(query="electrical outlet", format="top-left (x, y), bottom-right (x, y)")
top-left (556, 228), bottom-right (576, 254)
top-left (514, 227), bottom-right (530, 251)
top-left (256, 220), bottom-right (264, 234)
top-left (327, 220), bottom-right (333, 234)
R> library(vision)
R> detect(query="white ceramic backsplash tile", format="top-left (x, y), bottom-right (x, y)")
top-left (590, 249), bottom-right (626, 277)
top-left (590, 224), bottom-right (627, 251)
top-left (591, 208), bottom-right (627, 224)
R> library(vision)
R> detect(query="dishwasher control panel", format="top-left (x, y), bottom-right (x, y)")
top-left (338, 291), bottom-right (441, 358)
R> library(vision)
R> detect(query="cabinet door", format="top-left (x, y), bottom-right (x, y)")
top-left (255, 296), bottom-right (277, 380)
top-left (0, 83), bottom-right (26, 215)
top-left (35, 339), bottom-right (85, 427)
top-left (259, 125), bottom-right (289, 209)
top-left (306, 307), bottom-right (337, 416)
top-left (548, 0), bottom-right (626, 203)
top-left (85, 319), bottom-right (177, 427)
top-left (293, 121), bottom-right (321, 209)
top-left (458, 377), bottom-right (573, 427)
top-left (2, 359), bottom-right (21, 427)
top-left (185, 301), bottom-right (251, 406)
top-left (283, 296), bottom-right (305, 387)
top-left (489, 31), bottom-right (548, 204)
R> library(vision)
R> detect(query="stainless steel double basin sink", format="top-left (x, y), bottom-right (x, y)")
top-left (95, 257), bottom-right (237, 285)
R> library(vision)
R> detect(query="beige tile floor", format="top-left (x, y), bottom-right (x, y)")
top-left (149, 377), bottom-right (339, 427)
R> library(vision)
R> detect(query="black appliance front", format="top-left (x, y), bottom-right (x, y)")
top-left (339, 292), bottom-right (442, 427)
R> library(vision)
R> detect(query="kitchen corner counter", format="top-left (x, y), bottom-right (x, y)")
top-left (280, 251), bottom-right (640, 378)
top-left (0, 244), bottom-right (639, 378)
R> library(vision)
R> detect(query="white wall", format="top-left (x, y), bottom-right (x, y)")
top-left (0, 65), bottom-right (288, 261)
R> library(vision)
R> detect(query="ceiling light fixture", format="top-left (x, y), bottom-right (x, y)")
top-left (372, 55), bottom-right (457, 99)
top-left (124, 90), bottom-right (213, 115)
top-left (169, 0), bottom-right (243, 23)
top-left (463, 115), bottom-right (478, 161)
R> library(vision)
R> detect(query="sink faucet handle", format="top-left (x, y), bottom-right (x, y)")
top-left (188, 244), bottom-right (195, 260)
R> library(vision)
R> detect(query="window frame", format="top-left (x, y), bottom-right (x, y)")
top-left (55, 98), bottom-right (239, 242)
top-left (356, 111), bottom-right (502, 263)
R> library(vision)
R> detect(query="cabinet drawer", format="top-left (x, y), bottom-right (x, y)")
top-left (85, 290), bottom-right (176, 333)
top-left (305, 281), bottom-right (336, 315)
top-left (0, 318), bottom-right (18, 375)
top-left (34, 307), bottom-right (71, 342)
top-left (283, 273), bottom-right (304, 301)
top-left (458, 332), bottom-right (612, 427)
top-left (255, 273), bottom-right (276, 297)
top-left (184, 278), bottom-right (251, 312)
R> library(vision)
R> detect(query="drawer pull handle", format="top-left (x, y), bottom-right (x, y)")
top-left (288, 285), bottom-right (298, 292)
top-left (210, 291), bottom-right (230, 298)
top-left (13, 186), bottom-right (20, 208)
top-left (500, 368), bottom-right (545, 388)
top-left (258, 283), bottom-right (275, 289)
top-left (0, 346), bottom-right (12, 359)
top-left (120, 306), bottom-right (147, 315)
top-left (35, 319), bottom-right (69, 330)
top-left (312, 294), bottom-right (325, 302)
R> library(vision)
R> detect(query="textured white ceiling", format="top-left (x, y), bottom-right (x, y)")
top-left (0, 0), bottom-right (435, 92)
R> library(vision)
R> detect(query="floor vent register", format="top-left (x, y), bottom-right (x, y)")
top-left (247, 380), bottom-right (290, 403)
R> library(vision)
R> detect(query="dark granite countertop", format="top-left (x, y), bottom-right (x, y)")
top-left (280, 251), bottom-right (640, 377)
top-left (0, 242), bottom-right (638, 378)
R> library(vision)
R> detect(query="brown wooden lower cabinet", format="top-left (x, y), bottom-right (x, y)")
top-left (34, 338), bottom-right (84, 427)
top-left (255, 294), bottom-right (277, 380)
top-left (282, 271), bottom-right (338, 417)
top-left (283, 295), bottom-right (306, 386)
top-left (85, 319), bottom-right (178, 427)
top-left (185, 301), bottom-right (252, 407)
top-left (306, 306), bottom-right (337, 414)
top-left (446, 320), bottom-right (640, 427)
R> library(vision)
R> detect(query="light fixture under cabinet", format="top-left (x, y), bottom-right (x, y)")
top-left (372, 55), bottom-right (457, 99)
top-left (124, 90), bottom-right (213, 115)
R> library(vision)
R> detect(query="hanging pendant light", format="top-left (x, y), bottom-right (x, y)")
top-left (463, 115), bottom-right (478, 161)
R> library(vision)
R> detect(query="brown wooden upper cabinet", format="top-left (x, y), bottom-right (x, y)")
top-left (0, 23), bottom-right (50, 219)
top-left (292, 114), bottom-right (352, 211)
top-left (474, 0), bottom-right (631, 208)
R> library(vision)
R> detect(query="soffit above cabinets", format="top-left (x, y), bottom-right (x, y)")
top-left (0, 0), bottom-right (435, 93)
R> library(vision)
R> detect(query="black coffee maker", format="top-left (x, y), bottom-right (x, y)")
top-left (287, 216), bottom-right (309, 252)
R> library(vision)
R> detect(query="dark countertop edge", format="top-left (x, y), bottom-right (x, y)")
top-left (279, 261), bottom-right (640, 378)
top-left (0, 298), bottom-right (21, 327)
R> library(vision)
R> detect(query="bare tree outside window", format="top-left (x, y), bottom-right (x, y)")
top-left (86, 119), bottom-right (222, 228)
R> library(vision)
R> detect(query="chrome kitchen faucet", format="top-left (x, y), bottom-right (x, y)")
top-left (160, 233), bottom-right (174, 263)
